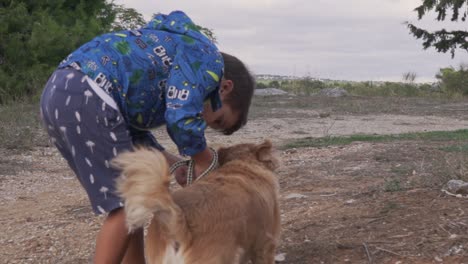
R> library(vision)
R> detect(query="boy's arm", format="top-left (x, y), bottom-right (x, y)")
top-left (130, 128), bottom-right (192, 185)
top-left (191, 147), bottom-right (214, 178)
top-left (129, 127), bottom-right (165, 151)
top-left (163, 47), bottom-right (222, 180)
top-left (164, 46), bottom-right (223, 158)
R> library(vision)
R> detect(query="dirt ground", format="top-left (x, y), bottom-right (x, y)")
top-left (1, 95), bottom-right (468, 264)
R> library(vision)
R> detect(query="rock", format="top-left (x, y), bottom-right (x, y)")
top-left (285, 193), bottom-right (307, 199)
top-left (318, 87), bottom-right (349, 97)
top-left (275, 253), bottom-right (286, 262)
top-left (254, 88), bottom-right (288, 96)
top-left (445, 180), bottom-right (468, 195)
top-left (445, 244), bottom-right (464, 256)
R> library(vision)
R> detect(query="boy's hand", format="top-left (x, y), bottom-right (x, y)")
top-left (161, 151), bottom-right (188, 186)
top-left (174, 166), bottom-right (189, 186)
top-left (162, 148), bottom-right (215, 186)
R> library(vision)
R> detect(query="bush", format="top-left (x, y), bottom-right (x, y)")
top-left (333, 81), bottom-right (425, 97)
top-left (436, 65), bottom-right (468, 96)
top-left (281, 78), bottom-right (325, 95)
top-left (0, 0), bottom-right (117, 104)
top-left (256, 82), bottom-right (268, 89)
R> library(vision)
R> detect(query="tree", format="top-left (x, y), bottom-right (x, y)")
top-left (198, 26), bottom-right (217, 44)
top-left (111, 5), bottom-right (146, 31)
top-left (402, 71), bottom-right (417, 83)
top-left (406, 1), bottom-right (468, 57)
top-left (269, 80), bottom-right (280, 88)
top-left (435, 64), bottom-right (468, 95)
top-left (256, 82), bottom-right (267, 89)
top-left (0, 0), bottom-right (147, 103)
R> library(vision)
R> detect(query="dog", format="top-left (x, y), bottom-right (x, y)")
top-left (113, 140), bottom-right (281, 264)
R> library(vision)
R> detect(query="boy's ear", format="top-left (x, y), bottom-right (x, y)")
top-left (219, 79), bottom-right (234, 98)
top-left (255, 140), bottom-right (280, 170)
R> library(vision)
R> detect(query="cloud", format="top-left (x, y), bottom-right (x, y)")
top-left (115, 0), bottom-right (468, 81)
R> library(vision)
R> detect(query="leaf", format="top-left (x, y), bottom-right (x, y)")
top-left (206, 70), bottom-right (220, 82)
top-left (114, 41), bottom-right (131, 55)
top-left (181, 35), bottom-right (195, 44)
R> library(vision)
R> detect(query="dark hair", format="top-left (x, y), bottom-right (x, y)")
top-left (220, 52), bottom-right (255, 135)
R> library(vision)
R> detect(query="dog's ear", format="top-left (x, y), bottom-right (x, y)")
top-left (255, 140), bottom-right (280, 170)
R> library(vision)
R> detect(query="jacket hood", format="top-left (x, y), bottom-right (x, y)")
top-left (143, 11), bottom-right (213, 45)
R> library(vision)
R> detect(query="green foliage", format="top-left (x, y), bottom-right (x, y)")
top-left (256, 77), bottom-right (440, 98)
top-left (280, 78), bottom-right (325, 95)
top-left (269, 80), bottom-right (280, 88)
top-left (197, 26), bottom-right (217, 44)
top-left (435, 64), bottom-right (468, 95)
top-left (345, 82), bottom-right (425, 97)
top-left (111, 5), bottom-right (146, 31)
top-left (182, 20), bottom-right (217, 43)
top-left (256, 82), bottom-right (268, 89)
top-left (384, 179), bottom-right (403, 192)
top-left (440, 144), bottom-right (468, 153)
top-left (0, 0), bottom-right (122, 104)
top-left (256, 80), bottom-right (291, 89)
top-left (406, 0), bottom-right (468, 57)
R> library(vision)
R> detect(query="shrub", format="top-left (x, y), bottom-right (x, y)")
top-left (436, 65), bottom-right (468, 96)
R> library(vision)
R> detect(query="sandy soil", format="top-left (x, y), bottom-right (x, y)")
top-left (1, 95), bottom-right (468, 263)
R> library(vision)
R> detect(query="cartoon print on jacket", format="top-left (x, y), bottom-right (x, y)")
top-left (59, 11), bottom-right (224, 156)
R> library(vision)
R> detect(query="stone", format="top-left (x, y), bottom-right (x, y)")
top-left (445, 180), bottom-right (468, 195)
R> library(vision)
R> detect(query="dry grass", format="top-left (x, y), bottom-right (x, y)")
top-left (2, 95), bottom-right (468, 263)
top-left (0, 102), bottom-right (48, 150)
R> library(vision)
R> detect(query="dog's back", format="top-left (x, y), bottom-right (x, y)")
top-left (116, 141), bottom-right (281, 264)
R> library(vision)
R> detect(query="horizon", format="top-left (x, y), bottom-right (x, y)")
top-left (254, 72), bottom-right (440, 84)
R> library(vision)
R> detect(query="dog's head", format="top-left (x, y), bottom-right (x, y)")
top-left (217, 140), bottom-right (280, 171)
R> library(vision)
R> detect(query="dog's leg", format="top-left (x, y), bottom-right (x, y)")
top-left (146, 219), bottom-right (172, 264)
top-left (184, 244), bottom-right (243, 264)
top-left (251, 239), bottom-right (277, 264)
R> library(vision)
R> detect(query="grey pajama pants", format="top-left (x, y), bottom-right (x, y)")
top-left (40, 68), bottom-right (132, 215)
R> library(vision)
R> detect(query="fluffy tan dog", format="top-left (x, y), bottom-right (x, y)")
top-left (113, 140), bottom-right (281, 264)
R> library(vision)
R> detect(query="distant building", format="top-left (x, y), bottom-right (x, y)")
top-left (255, 74), bottom-right (303, 81)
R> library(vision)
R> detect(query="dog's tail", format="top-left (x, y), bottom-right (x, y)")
top-left (113, 148), bottom-right (190, 240)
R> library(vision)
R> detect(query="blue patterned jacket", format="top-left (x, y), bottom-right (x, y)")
top-left (58, 11), bottom-right (224, 156)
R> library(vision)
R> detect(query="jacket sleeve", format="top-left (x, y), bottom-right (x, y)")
top-left (164, 47), bottom-right (223, 156)
top-left (128, 126), bottom-right (165, 151)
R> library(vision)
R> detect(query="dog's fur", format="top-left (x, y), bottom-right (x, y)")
top-left (113, 140), bottom-right (281, 264)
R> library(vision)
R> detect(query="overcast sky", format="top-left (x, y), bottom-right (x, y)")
top-left (116, 0), bottom-right (468, 82)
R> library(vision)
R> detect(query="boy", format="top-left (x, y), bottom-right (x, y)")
top-left (39, 10), bottom-right (254, 263)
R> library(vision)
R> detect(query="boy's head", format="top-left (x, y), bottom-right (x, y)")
top-left (203, 52), bottom-right (255, 135)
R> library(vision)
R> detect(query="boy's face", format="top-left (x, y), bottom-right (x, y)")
top-left (202, 78), bottom-right (238, 132)
top-left (203, 102), bottom-right (238, 131)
